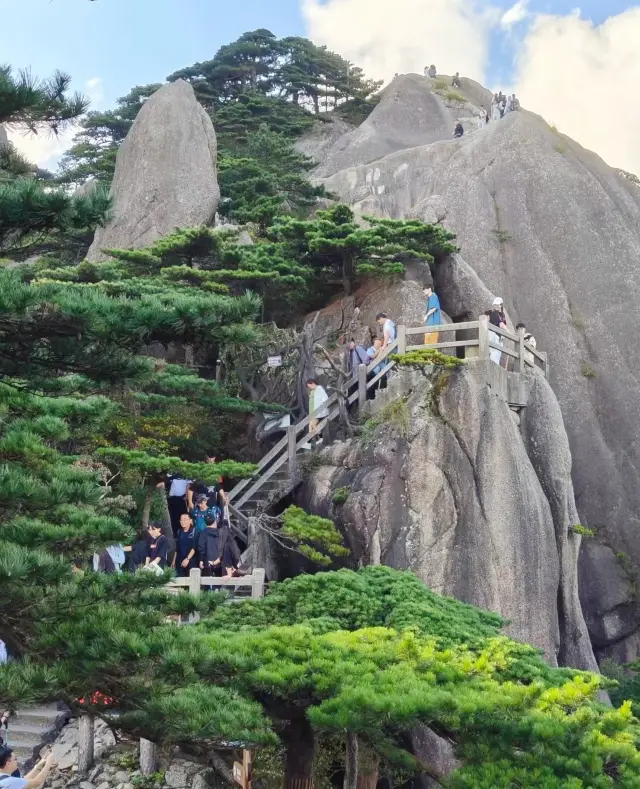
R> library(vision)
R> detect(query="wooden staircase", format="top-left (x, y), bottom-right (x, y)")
top-left (227, 318), bottom-right (547, 539)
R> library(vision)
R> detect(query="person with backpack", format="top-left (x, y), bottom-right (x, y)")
top-left (488, 297), bottom-right (507, 365)
top-left (0, 746), bottom-right (55, 788)
top-left (191, 494), bottom-right (221, 535)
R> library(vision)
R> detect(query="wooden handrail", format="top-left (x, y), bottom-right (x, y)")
top-left (228, 319), bottom-right (549, 537)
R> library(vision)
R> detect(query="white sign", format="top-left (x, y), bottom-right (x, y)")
top-left (267, 355), bottom-right (282, 368)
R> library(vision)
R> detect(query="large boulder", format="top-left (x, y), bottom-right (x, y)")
top-left (87, 80), bottom-right (220, 262)
top-left (318, 106), bottom-right (640, 658)
top-left (298, 363), bottom-right (597, 669)
top-left (312, 74), bottom-right (457, 178)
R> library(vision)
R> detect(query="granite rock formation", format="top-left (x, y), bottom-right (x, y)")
top-left (307, 75), bottom-right (640, 661)
top-left (87, 80), bottom-right (219, 262)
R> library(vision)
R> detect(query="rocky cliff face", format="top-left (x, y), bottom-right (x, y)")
top-left (298, 362), bottom-right (597, 670)
top-left (305, 73), bottom-right (640, 662)
top-left (87, 80), bottom-right (220, 262)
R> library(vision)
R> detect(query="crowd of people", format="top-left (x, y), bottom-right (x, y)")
top-left (306, 286), bottom-right (538, 444)
top-left (90, 470), bottom-right (242, 580)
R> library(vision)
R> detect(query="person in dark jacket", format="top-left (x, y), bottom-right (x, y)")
top-left (173, 513), bottom-right (197, 576)
top-left (197, 515), bottom-right (241, 577)
top-left (453, 121), bottom-right (464, 138)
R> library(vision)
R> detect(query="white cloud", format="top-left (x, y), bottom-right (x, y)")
top-left (501, 0), bottom-right (528, 29)
top-left (7, 76), bottom-right (105, 172)
top-left (302, 0), bottom-right (496, 84)
top-left (513, 8), bottom-right (640, 174)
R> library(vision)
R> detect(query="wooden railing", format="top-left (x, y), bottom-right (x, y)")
top-left (165, 567), bottom-right (265, 600)
top-left (227, 317), bottom-right (547, 528)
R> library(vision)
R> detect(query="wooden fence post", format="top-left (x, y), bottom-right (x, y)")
top-left (189, 566), bottom-right (201, 624)
top-left (478, 315), bottom-right (489, 360)
top-left (287, 425), bottom-right (297, 475)
top-left (358, 364), bottom-right (367, 410)
top-left (541, 351), bottom-right (549, 379)
top-left (518, 326), bottom-right (525, 373)
top-left (396, 325), bottom-right (406, 356)
top-left (77, 714), bottom-right (95, 774)
top-left (139, 738), bottom-right (157, 775)
top-left (251, 568), bottom-right (266, 599)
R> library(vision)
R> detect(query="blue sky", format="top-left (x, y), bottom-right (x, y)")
top-left (0, 0), bottom-right (632, 110)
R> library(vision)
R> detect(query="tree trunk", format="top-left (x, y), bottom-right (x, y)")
top-left (77, 714), bottom-right (95, 774)
top-left (344, 734), bottom-right (358, 789)
top-left (342, 256), bottom-right (355, 296)
top-left (357, 744), bottom-right (379, 789)
top-left (142, 485), bottom-right (153, 529)
top-left (139, 738), bottom-right (157, 775)
top-left (282, 716), bottom-right (315, 789)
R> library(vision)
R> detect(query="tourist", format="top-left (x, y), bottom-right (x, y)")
top-left (423, 285), bottom-right (442, 345)
top-left (92, 545), bottom-right (125, 574)
top-left (452, 72), bottom-right (461, 88)
top-left (0, 746), bottom-right (56, 788)
top-left (453, 120), bottom-right (464, 138)
top-left (123, 530), bottom-right (148, 572)
top-left (304, 378), bottom-right (329, 448)
top-left (477, 110), bottom-right (487, 129)
top-left (191, 494), bottom-right (221, 534)
top-left (366, 337), bottom-right (386, 397)
top-left (197, 514), bottom-right (222, 577)
top-left (516, 322), bottom-right (537, 365)
top-left (187, 461), bottom-right (224, 510)
top-left (346, 339), bottom-right (370, 377)
top-left (428, 65), bottom-right (437, 78)
top-left (491, 94), bottom-right (501, 122)
top-left (145, 522), bottom-right (168, 571)
top-left (376, 313), bottom-right (396, 346)
top-left (488, 297), bottom-right (507, 365)
top-left (513, 94), bottom-right (520, 110)
top-left (173, 512), bottom-right (197, 576)
top-left (161, 473), bottom-right (191, 538)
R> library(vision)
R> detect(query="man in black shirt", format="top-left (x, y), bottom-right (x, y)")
top-left (173, 513), bottom-right (197, 576)
top-left (145, 522), bottom-right (168, 570)
top-left (197, 515), bottom-right (222, 577)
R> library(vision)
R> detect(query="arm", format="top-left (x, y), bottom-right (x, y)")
top-left (181, 547), bottom-right (196, 568)
top-left (186, 484), bottom-right (194, 511)
top-left (24, 754), bottom-right (55, 787)
top-left (383, 325), bottom-right (391, 346)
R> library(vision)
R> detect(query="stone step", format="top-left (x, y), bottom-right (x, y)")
top-left (10, 707), bottom-right (67, 728)
top-left (4, 723), bottom-right (52, 742)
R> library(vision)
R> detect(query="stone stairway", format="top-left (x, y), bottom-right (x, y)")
top-left (5, 705), bottom-right (69, 769)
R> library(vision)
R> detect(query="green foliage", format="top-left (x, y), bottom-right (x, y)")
top-left (268, 205), bottom-right (457, 295)
top-left (391, 348), bottom-right (464, 369)
top-left (581, 362), bottom-right (597, 378)
top-left (434, 80), bottom-right (448, 90)
top-left (570, 524), bottom-right (595, 537)
top-left (554, 143), bottom-right (567, 154)
top-left (0, 64), bottom-right (89, 135)
top-left (444, 90), bottom-right (465, 102)
top-left (491, 229), bottom-right (511, 244)
top-left (331, 487), bottom-right (350, 505)
top-left (0, 177), bottom-right (111, 257)
top-left (130, 773), bottom-right (164, 789)
top-left (360, 399), bottom-right (409, 443)
top-left (280, 505), bottom-right (349, 566)
top-left (601, 658), bottom-right (640, 718)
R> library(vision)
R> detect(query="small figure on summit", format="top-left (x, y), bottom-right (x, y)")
top-left (453, 120), bottom-right (464, 138)
top-left (452, 72), bottom-right (461, 88)
top-left (423, 284), bottom-right (441, 345)
top-left (426, 64), bottom-right (437, 78)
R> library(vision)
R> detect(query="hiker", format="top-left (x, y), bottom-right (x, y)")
top-left (161, 473), bottom-right (191, 538)
top-left (187, 461), bottom-right (225, 510)
top-left (0, 746), bottom-right (56, 788)
top-left (452, 72), bottom-right (461, 88)
top-left (488, 297), bottom-right (507, 365)
top-left (428, 65), bottom-right (437, 78)
top-left (505, 94), bottom-right (515, 114)
top-left (516, 322), bottom-right (537, 365)
top-left (173, 512), bottom-right (197, 576)
top-left (366, 337), bottom-right (387, 397)
top-left (491, 94), bottom-right (501, 122)
top-left (376, 313), bottom-right (396, 346)
top-left (453, 120), bottom-right (464, 138)
top-left (93, 545), bottom-right (125, 574)
top-left (145, 522), bottom-right (169, 571)
top-left (191, 494), bottom-right (221, 534)
top-left (477, 109), bottom-right (487, 129)
top-left (304, 378), bottom-right (329, 448)
top-left (423, 285), bottom-right (442, 345)
top-left (123, 530), bottom-right (148, 572)
top-left (346, 339), bottom-right (370, 377)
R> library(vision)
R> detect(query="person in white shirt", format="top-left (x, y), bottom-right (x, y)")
top-left (160, 474), bottom-right (191, 538)
top-left (304, 378), bottom-right (329, 448)
top-left (516, 322), bottom-right (537, 366)
top-left (375, 313), bottom-right (396, 346)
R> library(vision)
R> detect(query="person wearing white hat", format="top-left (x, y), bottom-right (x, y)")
top-left (488, 297), bottom-right (507, 365)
